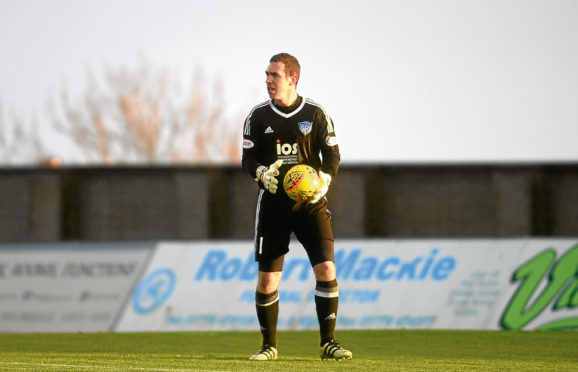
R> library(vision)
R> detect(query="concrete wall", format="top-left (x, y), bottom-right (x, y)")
top-left (0, 170), bottom-right (62, 241)
top-left (364, 166), bottom-right (533, 237)
top-left (0, 164), bottom-right (576, 241)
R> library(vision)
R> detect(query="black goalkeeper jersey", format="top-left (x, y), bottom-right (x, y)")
top-left (242, 96), bottom-right (340, 206)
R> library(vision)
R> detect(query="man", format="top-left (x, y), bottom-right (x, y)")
top-left (242, 53), bottom-right (352, 361)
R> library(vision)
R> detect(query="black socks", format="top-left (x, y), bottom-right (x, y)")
top-left (314, 279), bottom-right (339, 345)
top-left (255, 290), bottom-right (279, 348)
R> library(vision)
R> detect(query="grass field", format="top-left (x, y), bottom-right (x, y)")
top-left (0, 330), bottom-right (577, 371)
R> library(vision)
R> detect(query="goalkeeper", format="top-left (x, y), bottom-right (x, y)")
top-left (241, 53), bottom-right (352, 361)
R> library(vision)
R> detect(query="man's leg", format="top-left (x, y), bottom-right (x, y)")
top-left (296, 202), bottom-right (350, 359)
top-left (250, 261), bottom-right (284, 361)
top-left (313, 257), bottom-right (352, 360)
top-left (255, 270), bottom-right (283, 348)
top-left (312, 260), bottom-right (339, 345)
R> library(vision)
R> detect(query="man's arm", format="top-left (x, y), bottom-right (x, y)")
top-left (309, 106), bottom-right (340, 204)
top-left (242, 137), bottom-right (259, 177)
top-left (241, 109), bottom-right (261, 178)
top-left (241, 107), bottom-right (283, 194)
top-left (317, 110), bottom-right (340, 178)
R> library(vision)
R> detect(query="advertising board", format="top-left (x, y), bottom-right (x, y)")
top-left (116, 239), bottom-right (578, 331)
top-left (0, 243), bottom-right (153, 332)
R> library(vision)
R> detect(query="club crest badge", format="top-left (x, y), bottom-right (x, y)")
top-left (298, 121), bottom-right (312, 135)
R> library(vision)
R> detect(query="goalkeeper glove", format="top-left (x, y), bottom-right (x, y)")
top-left (255, 159), bottom-right (283, 194)
top-left (309, 170), bottom-right (332, 204)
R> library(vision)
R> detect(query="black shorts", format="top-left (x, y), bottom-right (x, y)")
top-left (254, 190), bottom-right (334, 271)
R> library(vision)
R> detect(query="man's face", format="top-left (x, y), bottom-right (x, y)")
top-left (265, 61), bottom-right (295, 101)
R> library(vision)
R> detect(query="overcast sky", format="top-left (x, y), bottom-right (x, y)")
top-left (1, 0), bottom-right (577, 164)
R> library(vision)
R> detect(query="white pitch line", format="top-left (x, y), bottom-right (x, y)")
top-left (0, 361), bottom-right (231, 372)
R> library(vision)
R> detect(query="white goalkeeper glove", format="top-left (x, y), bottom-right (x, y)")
top-left (309, 170), bottom-right (332, 204)
top-left (255, 159), bottom-right (283, 194)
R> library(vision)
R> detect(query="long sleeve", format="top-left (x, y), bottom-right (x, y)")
top-left (315, 107), bottom-right (340, 179)
top-left (241, 104), bottom-right (263, 179)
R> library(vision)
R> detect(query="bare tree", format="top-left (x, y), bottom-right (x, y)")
top-left (51, 59), bottom-right (241, 165)
top-left (0, 101), bottom-right (46, 165)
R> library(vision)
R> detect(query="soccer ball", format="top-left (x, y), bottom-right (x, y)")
top-left (283, 164), bottom-right (322, 202)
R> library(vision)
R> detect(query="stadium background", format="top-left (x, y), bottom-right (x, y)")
top-left (1, 164), bottom-right (576, 241)
top-left (0, 164), bottom-right (576, 333)
top-left (1, 0), bottom-right (577, 337)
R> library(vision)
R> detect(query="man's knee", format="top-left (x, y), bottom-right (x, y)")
top-left (313, 261), bottom-right (336, 281)
top-left (257, 270), bottom-right (283, 293)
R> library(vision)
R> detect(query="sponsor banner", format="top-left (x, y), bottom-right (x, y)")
top-left (116, 239), bottom-right (578, 332)
top-left (0, 243), bottom-right (153, 333)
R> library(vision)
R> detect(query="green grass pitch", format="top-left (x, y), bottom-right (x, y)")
top-left (0, 330), bottom-right (577, 371)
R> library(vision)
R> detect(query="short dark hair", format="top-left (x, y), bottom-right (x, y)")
top-left (270, 53), bottom-right (300, 85)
